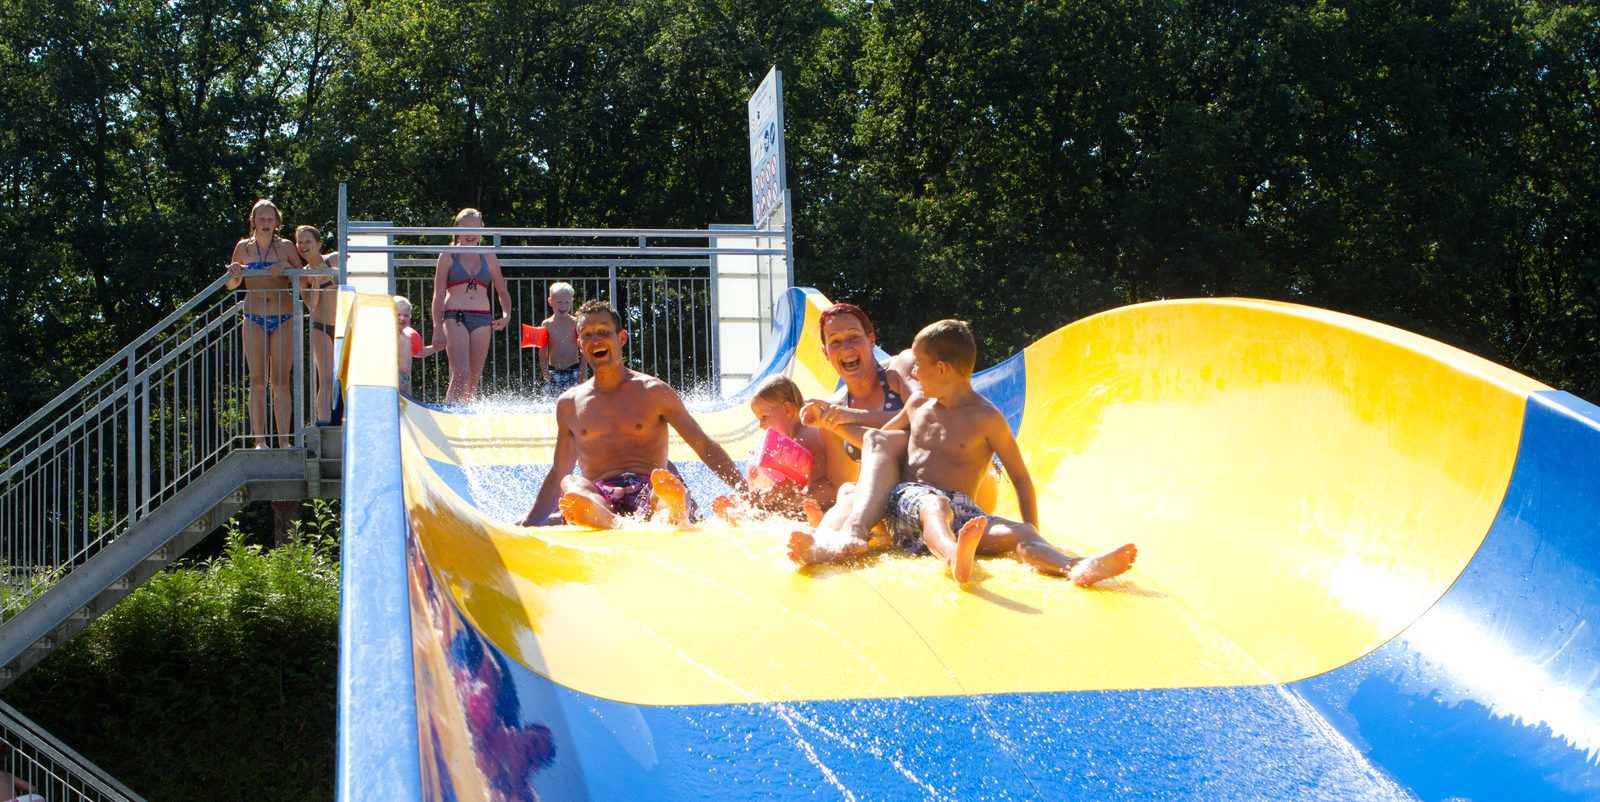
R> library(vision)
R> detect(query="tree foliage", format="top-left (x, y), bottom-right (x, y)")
top-left (3, 0), bottom-right (1595, 405)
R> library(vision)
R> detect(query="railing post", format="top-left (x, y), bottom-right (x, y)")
top-left (292, 281), bottom-right (305, 446)
top-left (124, 353), bottom-right (138, 524)
top-left (138, 367), bottom-right (150, 518)
top-left (337, 183), bottom-right (349, 286)
top-left (708, 253), bottom-right (720, 395)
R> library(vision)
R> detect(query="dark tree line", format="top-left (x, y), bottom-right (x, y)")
top-left (2, 0), bottom-right (1596, 425)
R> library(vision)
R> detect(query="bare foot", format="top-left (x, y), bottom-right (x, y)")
top-left (1069, 543), bottom-right (1138, 587)
top-left (559, 493), bottom-right (617, 529)
top-left (950, 516), bottom-right (986, 584)
top-left (650, 468), bottom-right (691, 527)
top-left (711, 495), bottom-right (740, 525)
top-left (802, 498), bottom-right (823, 528)
top-left (788, 528), bottom-right (872, 566)
top-left (787, 529), bottom-right (819, 564)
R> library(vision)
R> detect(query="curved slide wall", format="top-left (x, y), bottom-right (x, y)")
top-left (338, 289), bottom-right (1600, 800)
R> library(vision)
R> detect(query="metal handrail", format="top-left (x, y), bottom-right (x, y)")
top-left (0, 279), bottom-right (331, 622)
top-left (396, 268), bottom-right (718, 403)
top-left (0, 683), bottom-right (145, 801)
top-left (347, 225), bottom-right (786, 239)
top-left (348, 244), bottom-right (785, 257)
top-left (0, 270), bottom-right (337, 459)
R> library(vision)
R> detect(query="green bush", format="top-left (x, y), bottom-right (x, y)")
top-left (1, 504), bottom-right (341, 801)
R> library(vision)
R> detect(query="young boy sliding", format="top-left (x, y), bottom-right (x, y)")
top-left (711, 375), bottom-right (832, 523)
top-left (790, 320), bottom-right (1137, 586)
top-left (540, 282), bottom-right (585, 397)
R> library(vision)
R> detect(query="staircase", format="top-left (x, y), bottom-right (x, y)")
top-left (0, 272), bottom-right (341, 800)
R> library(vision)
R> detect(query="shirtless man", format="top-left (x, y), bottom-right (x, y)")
top-left (519, 300), bottom-right (744, 528)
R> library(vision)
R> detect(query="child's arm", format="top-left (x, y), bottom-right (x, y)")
top-left (800, 399), bottom-right (907, 449)
top-left (986, 408), bottom-right (1037, 527)
top-left (798, 427), bottom-right (835, 507)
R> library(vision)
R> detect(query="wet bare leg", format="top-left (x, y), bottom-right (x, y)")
top-left (918, 496), bottom-right (986, 583)
top-left (1067, 544), bottom-right (1138, 587)
top-left (987, 519), bottom-right (1138, 586)
top-left (838, 429), bottom-right (906, 542)
top-left (650, 468), bottom-right (691, 527)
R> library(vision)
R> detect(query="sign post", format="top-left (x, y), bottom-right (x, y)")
top-left (748, 68), bottom-right (787, 227)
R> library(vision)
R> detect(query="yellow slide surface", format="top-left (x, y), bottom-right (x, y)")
top-left (392, 292), bottom-right (1544, 706)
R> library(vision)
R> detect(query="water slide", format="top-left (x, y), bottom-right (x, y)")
top-left (336, 287), bottom-right (1600, 801)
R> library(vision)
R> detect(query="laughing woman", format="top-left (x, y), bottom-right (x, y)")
top-left (296, 224), bottom-right (340, 424)
top-left (226, 199), bottom-right (305, 447)
top-left (430, 208), bottom-right (512, 403)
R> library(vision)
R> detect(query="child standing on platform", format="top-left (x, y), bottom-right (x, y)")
top-left (540, 282), bottom-right (584, 397)
top-left (396, 296), bottom-right (442, 397)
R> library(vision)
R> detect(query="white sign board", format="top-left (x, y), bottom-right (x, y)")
top-left (748, 68), bottom-right (787, 227)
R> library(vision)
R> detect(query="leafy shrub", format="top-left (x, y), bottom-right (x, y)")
top-left (1, 504), bottom-right (341, 801)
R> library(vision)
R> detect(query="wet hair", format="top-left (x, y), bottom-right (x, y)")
top-left (548, 281), bottom-right (575, 299)
top-left (576, 299), bottom-right (622, 330)
top-left (913, 319), bottom-right (976, 376)
top-left (752, 375), bottom-right (803, 410)
top-left (452, 207), bottom-right (484, 244)
top-left (248, 199), bottom-right (282, 238)
top-left (296, 224), bottom-right (322, 241)
top-left (818, 303), bottom-right (874, 343)
top-left (393, 295), bottom-right (413, 317)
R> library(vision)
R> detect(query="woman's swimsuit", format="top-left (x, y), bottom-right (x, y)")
top-left (241, 239), bottom-right (294, 334)
top-left (443, 253), bottom-right (494, 331)
top-left (245, 238), bottom-right (277, 272)
top-left (245, 313), bottom-right (295, 335)
top-left (445, 309), bottom-right (495, 332)
top-left (843, 366), bottom-right (905, 462)
top-left (303, 268), bottom-right (337, 337)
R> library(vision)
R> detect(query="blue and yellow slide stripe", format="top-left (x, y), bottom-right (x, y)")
top-left (337, 288), bottom-right (1600, 800)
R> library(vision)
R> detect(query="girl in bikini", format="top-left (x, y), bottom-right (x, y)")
top-left (296, 225), bottom-right (340, 424)
top-left (430, 208), bottom-right (513, 403)
top-left (226, 199), bottom-right (305, 447)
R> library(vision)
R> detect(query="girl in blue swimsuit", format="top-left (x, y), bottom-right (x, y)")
top-left (227, 199), bottom-right (304, 447)
top-left (430, 208), bottom-right (513, 404)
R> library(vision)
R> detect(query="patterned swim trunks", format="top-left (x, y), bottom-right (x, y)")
top-left (590, 472), bottom-right (655, 518)
top-left (885, 482), bottom-right (988, 553)
top-left (547, 363), bottom-right (582, 397)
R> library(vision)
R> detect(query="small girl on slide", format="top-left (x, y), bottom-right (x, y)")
top-left (712, 376), bottom-right (832, 525)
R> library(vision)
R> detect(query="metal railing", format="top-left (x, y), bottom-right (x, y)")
top-left (0, 697), bottom-right (144, 801)
top-left (394, 260), bottom-right (718, 403)
top-left (341, 211), bottom-right (787, 405)
top-left (0, 273), bottom-right (336, 622)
